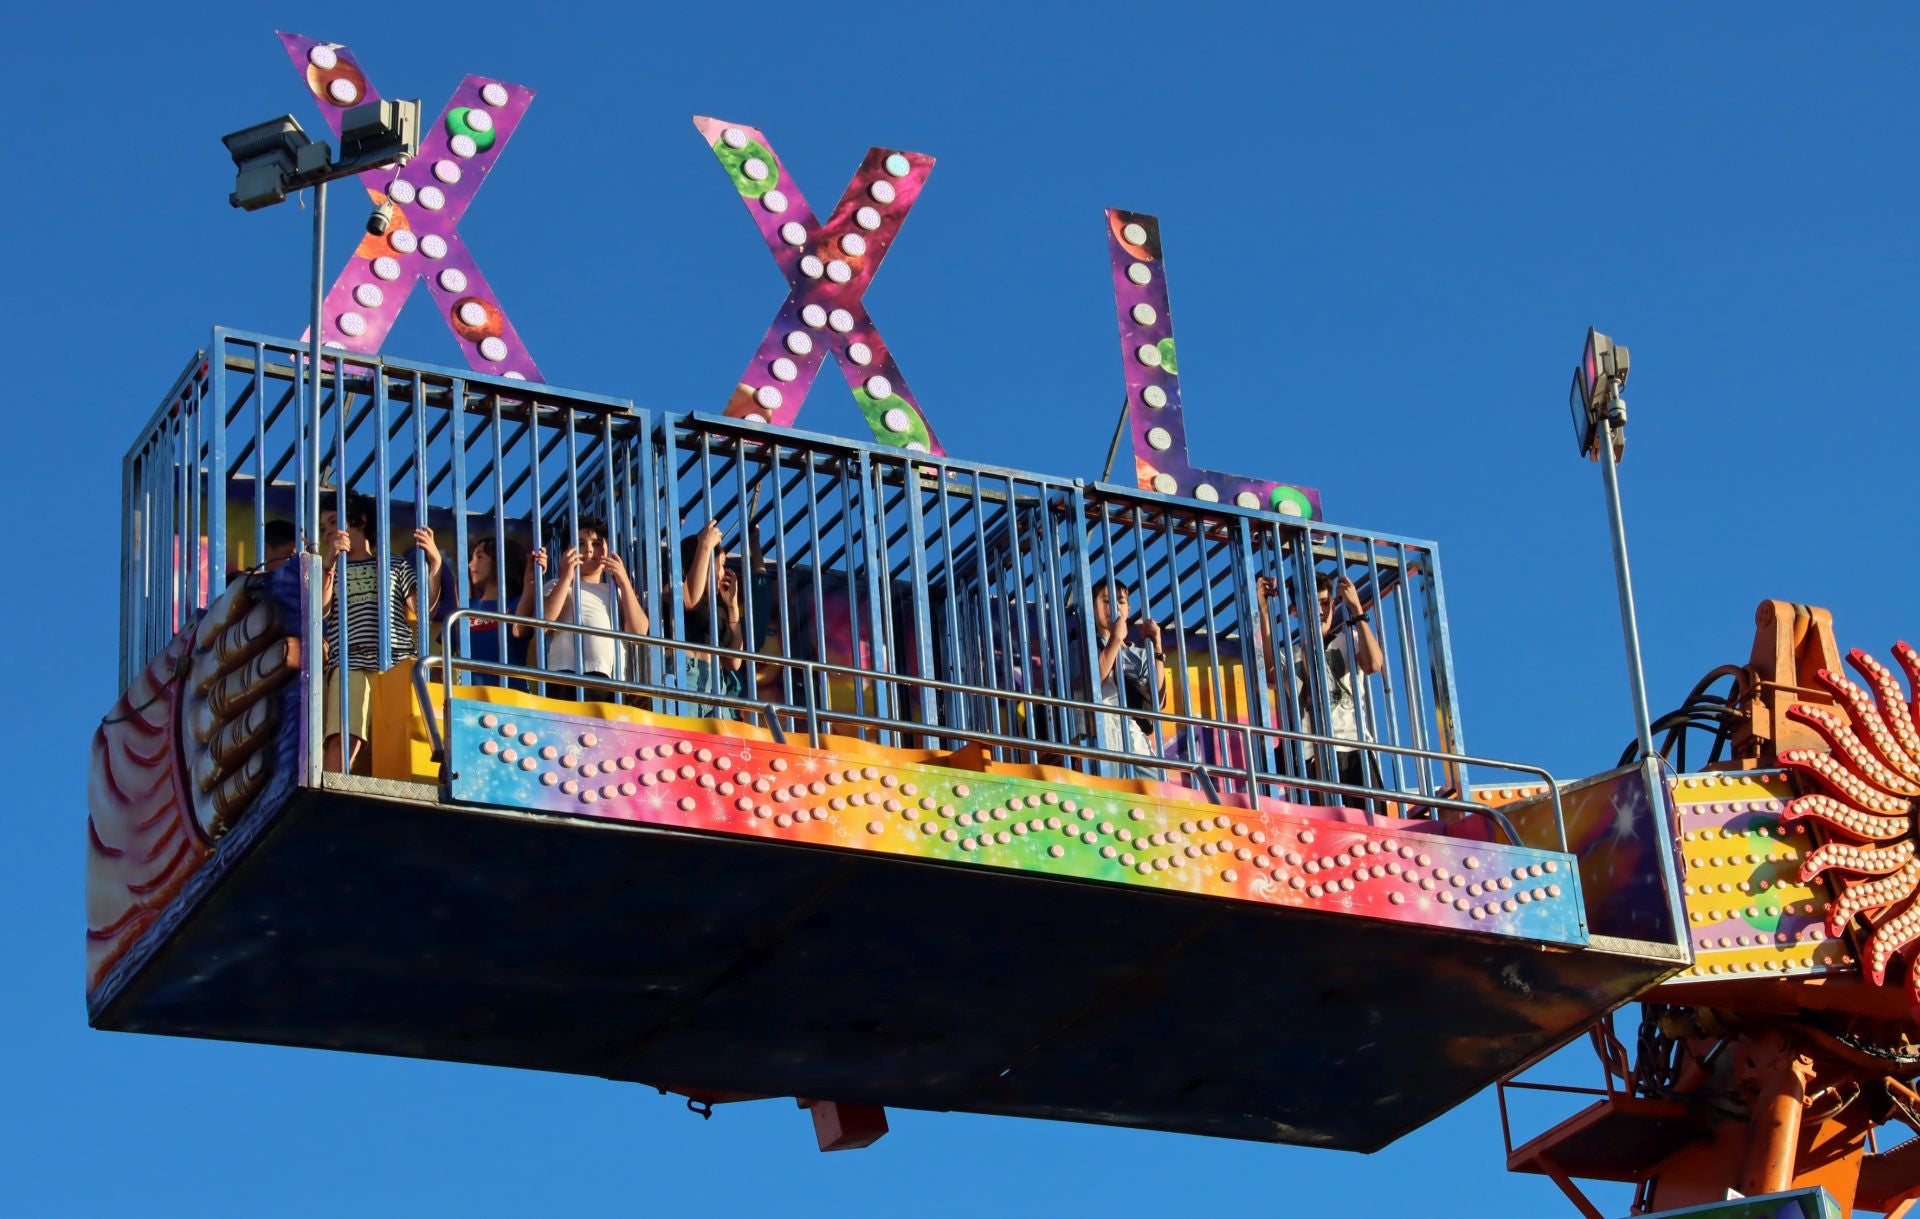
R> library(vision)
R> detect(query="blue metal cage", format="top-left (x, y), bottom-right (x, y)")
top-left (121, 328), bottom-right (1538, 820)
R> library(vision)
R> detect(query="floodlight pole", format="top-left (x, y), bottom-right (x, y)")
top-left (1595, 381), bottom-right (1656, 761)
top-left (308, 178), bottom-right (326, 551)
top-left (304, 178), bottom-right (327, 786)
top-left (223, 102), bottom-right (417, 784)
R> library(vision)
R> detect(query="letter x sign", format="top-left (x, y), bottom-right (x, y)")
top-left (697, 117), bottom-right (942, 455)
top-left (1106, 209), bottom-right (1320, 519)
top-left (278, 32), bottom-right (542, 383)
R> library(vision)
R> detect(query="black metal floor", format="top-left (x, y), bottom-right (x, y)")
top-left (93, 783), bottom-right (1683, 1151)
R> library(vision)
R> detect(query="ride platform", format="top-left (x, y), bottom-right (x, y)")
top-left (91, 681), bottom-right (1690, 1152)
top-left (94, 335), bottom-right (1694, 1153)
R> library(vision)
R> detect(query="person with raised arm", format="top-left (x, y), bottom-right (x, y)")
top-left (541, 516), bottom-right (647, 693)
top-left (680, 518), bottom-right (745, 718)
top-left (317, 492), bottom-right (431, 773)
top-left (1255, 570), bottom-right (1384, 802)
top-left (1090, 583), bottom-right (1167, 780)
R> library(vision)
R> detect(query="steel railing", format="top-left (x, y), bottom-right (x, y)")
top-left (428, 607), bottom-right (1568, 851)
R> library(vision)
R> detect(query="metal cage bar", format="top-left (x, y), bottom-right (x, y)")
top-left (120, 331), bottom-right (1508, 827)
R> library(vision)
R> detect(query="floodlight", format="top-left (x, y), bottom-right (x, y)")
top-left (1569, 368), bottom-right (1595, 460)
top-left (1569, 327), bottom-right (1631, 458)
top-left (339, 98), bottom-right (421, 173)
top-left (220, 95), bottom-right (417, 656)
top-left (1580, 328), bottom-right (1629, 405)
top-left (222, 116), bottom-right (327, 211)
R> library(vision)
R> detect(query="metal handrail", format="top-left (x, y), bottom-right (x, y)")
top-left (429, 607), bottom-right (1569, 850)
top-left (1495, 1020), bottom-right (1637, 1160)
top-left (423, 652), bottom-right (1263, 798)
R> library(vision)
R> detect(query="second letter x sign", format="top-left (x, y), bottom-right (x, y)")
top-left (697, 116), bottom-right (942, 455)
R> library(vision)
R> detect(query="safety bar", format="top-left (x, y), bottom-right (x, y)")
top-left (424, 651), bottom-right (1262, 800)
top-left (431, 607), bottom-right (1568, 850)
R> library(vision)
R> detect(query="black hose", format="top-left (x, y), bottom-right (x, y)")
top-left (1618, 666), bottom-right (1746, 769)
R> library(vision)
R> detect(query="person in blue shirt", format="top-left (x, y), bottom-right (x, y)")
top-left (462, 535), bottom-right (544, 687)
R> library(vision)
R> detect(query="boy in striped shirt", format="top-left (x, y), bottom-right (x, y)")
top-left (319, 492), bottom-right (440, 773)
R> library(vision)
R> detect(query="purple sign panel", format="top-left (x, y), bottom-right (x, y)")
top-left (1106, 209), bottom-right (1320, 519)
top-left (278, 32), bottom-right (542, 383)
top-left (696, 116), bottom-right (942, 454)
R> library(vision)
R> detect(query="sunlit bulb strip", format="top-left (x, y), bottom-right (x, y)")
top-left (1783, 793), bottom-right (1909, 841)
top-left (1866, 895), bottom-right (1920, 985)
top-left (1803, 837), bottom-right (1914, 882)
top-left (1852, 647), bottom-right (1920, 780)
top-left (1826, 858), bottom-right (1920, 935)
top-left (1781, 749), bottom-right (1913, 816)
top-left (1819, 665), bottom-right (1920, 790)
top-left (1788, 702), bottom-right (1920, 798)
top-left (1897, 642), bottom-right (1920, 724)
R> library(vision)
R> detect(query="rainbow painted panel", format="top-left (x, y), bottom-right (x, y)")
top-left (1666, 771), bottom-right (1850, 983)
top-left (448, 699), bottom-right (1586, 944)
top-left (1491, 761), bottom-right (1682, 944)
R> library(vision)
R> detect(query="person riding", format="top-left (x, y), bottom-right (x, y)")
top-left (541, 516), bottom-right (648, 692)
top-left (461, 534), bottom-right (545, 687)
top-left (1255, 570), bottom-right (1385, 802)
top-left (680, 519), bottom-right (745, 718)
top-left (1090, 582), bottom-right (1166, 780)
top-left (318, 492), bottom-right (437, 773)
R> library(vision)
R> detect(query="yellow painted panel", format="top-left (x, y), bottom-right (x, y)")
top-left (1664, 771), bottom-right (1854, 984)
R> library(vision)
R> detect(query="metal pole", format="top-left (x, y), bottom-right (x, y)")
top-left (309, 178), bottom-right (326, 553)
top-left (304, 179), bottom-right (327, 784)
top-left (1596, 388), bottom-right (1656, 760)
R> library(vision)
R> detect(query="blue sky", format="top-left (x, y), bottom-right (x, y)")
top-left (7, 3), bottom-right (1918, 1214)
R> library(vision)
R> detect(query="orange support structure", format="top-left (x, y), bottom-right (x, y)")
top-left (1737, 1034), bottom-right (1815, 1199)
top-left (1731, 600), bottom-right (1841, 764)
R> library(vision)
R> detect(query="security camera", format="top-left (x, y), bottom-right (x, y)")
top-left (367, 201), bottom-right (397, 236)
